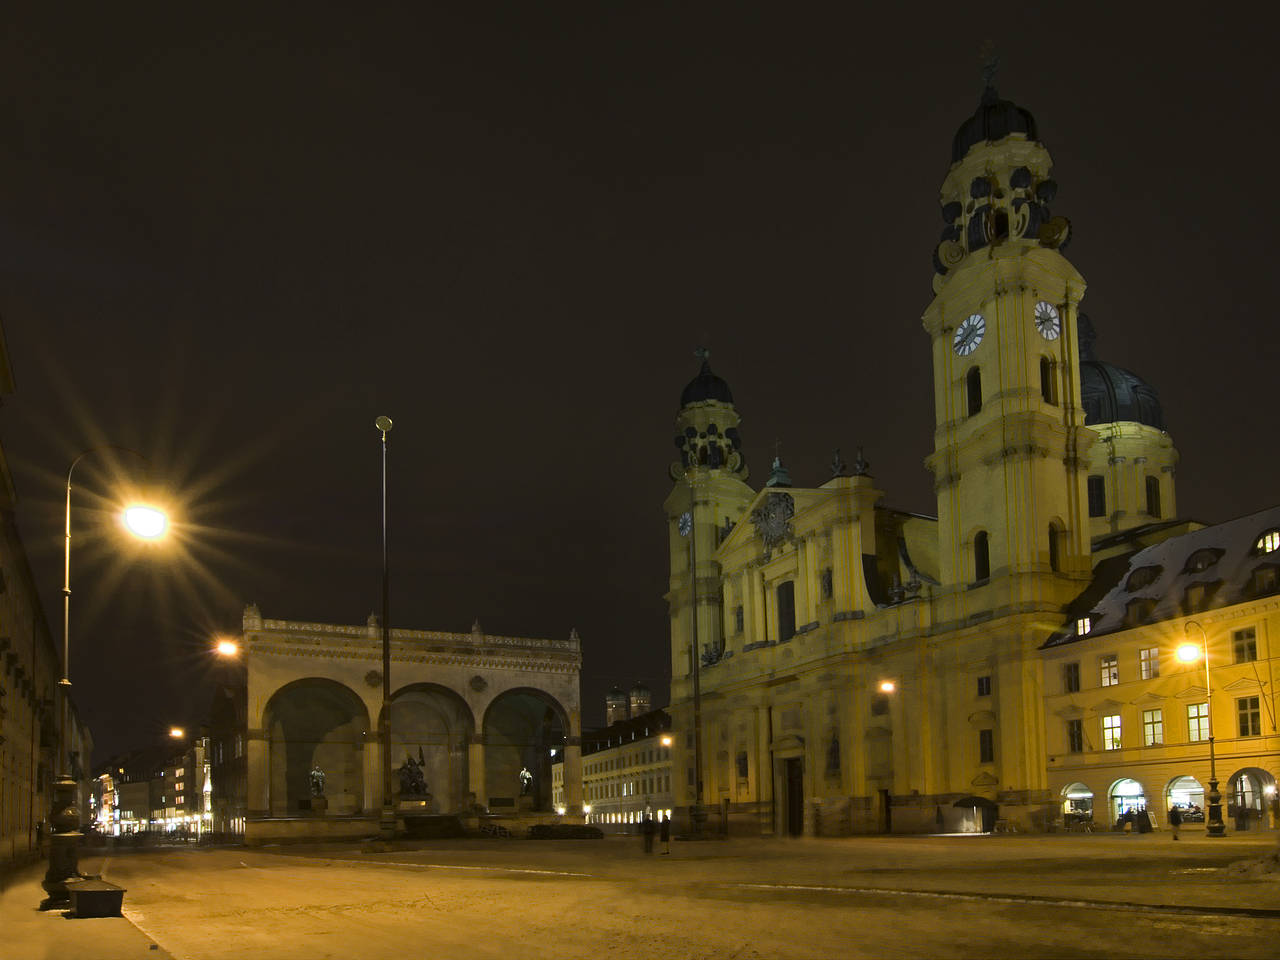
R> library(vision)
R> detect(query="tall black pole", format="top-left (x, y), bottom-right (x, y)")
top-left (376, 416), bottom-right (394, 840)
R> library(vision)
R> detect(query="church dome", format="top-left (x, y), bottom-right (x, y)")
top-left (951, 85), bottom-right (1039, 163)
top-left (1077, 314), bottom-right (1165, 429)
top-left (1080, 361), bottom-right (1165, 430)
top-left (681, 359), bottom-right (734, 406)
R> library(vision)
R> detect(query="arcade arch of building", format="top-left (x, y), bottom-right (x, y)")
top-left (243, 605), bottom-right (582, 844)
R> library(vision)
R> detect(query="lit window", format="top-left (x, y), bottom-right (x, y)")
top-left (1187, 703), bottom-right (1209, 742)
top-left (1102, 715), bottom-right (1121, 750)
top-left (1256, 530), bottom-right (1280, 554)
top-left (1139, 647), bottom-right (1159, 680)
top-left (1100, 654), bottom-right (1118, 687)
top-left (1237, 696), bottom-right (1261, 737)
top-left (1233, 628), bottom-right (1258, 663)
top-left (1076, 617), bottom-right (1091, 637)
top-left (1142, 709), bottom-right (1163, 746)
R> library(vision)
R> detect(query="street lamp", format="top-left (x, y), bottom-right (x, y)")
top-left (169, 727), bottom-right (186, 740)
top-left (42, 446), bottom-right (168, 909)
top-left (878, 680), bottom-right (897, 694)
top-left (375, 415), bottom-right (395, 840)
top-left (214, 637), bottom-right (240, 658)
top-left (1177, 620), bottom-right (1226, 837)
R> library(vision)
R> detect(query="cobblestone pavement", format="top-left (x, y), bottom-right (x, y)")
top-left (5, 833), bottom-right (1278, 960)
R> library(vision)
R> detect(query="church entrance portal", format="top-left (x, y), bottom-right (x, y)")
top-left (784, 758), bottom-right (804, 836)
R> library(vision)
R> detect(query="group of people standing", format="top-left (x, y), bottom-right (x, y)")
top-left (641, 813), bottom-right (670, 854)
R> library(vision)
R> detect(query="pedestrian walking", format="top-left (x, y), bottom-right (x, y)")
top-left (660, 814), bottom-right (671, 855)
top-left (1168, 805), bottom-right (1182, 840)
top-left (642, 813), bottom-right (656, 854)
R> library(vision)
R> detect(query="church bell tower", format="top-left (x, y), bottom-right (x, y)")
top-left (663, 349), bottom-right (754, 686)
top-left (923, 65), bottom-right (1095, 598)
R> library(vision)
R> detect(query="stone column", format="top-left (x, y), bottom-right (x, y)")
top-left (831, 518), bottom-right (853, 616)
top-left (563, 737), bottom-right (584, 818)
top-left (363, 732), bottom-right (382, 813)
top-left (246, 731), bottom-right (269, 816)
top-left (741, 570), bottom-right (757, 645)
top-left (468, 735), bottom-right (486, 808)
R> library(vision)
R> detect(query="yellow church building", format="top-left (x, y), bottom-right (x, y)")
top-left (661, 77), bottom-right (1278, 836)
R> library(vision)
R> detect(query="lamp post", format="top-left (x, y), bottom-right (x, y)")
top-left (42, 446), bottom-right (167, 908)
top-left (1178, 620), bottom-right (1226, 837)
top-left (375, 416), bottom-right (395, 840)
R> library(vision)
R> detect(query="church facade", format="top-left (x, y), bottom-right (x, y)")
top-left (662, 81), bottom-right (1277, 835)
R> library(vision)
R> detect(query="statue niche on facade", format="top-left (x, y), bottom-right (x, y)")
top-left (397, 747), bottom-right (430, 798)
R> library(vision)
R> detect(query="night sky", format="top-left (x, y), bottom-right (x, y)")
top-left (2, 7), bottom-right (1276, 760)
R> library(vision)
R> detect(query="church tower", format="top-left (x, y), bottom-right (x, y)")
top-left (923, 68), bottom-right (1095, 602)
top-left (663, 350), bottom-right (754, 687)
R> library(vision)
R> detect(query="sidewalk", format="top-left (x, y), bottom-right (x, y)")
top-left (0, 860), bottom-right (175, 960)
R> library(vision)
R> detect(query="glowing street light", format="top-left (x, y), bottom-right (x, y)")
top-left (1179, 621), bottom-right (1225, 837)
top-left (215, 638), bottom-right (240, 657)
top-left (169, 727), bottom-right (186, 740)
top-left (878, 680), bottom-right (897, 694)
top-left (122, 504), bottom-right (168, 539)
top-left (660, 735), bottom-right (674, 748)
top-left (42, 445), bottom-right (169, 909)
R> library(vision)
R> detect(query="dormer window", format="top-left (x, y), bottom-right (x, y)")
top-left (1249, 564), bottom-right (1279, 597)
top-left (1183, 548), bottom-right (1224, 575)
top-left (1124, 598), bottom-right (1155, 627)
top-left (1125, 565), bottom-right (1163, 592)
top-left (1182, 581), bottom-right (1221, 615)
top-left (1255, 530), bottom-right (1280, 555)
top-left (1075, 616), bottom-right (1092, 636)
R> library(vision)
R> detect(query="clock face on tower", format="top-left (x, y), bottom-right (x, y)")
top-left (952, 313), bottom-right (986, 357)
top-left (1034, 300), bottom-right (1061, 340)
top-left (678, 511), bottom-right (692, 537)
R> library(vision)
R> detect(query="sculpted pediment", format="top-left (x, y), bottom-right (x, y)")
top-left (1174, 685), bottom-right (1209, 700)
top-left (1222, 677), bottom-right (1265, 693)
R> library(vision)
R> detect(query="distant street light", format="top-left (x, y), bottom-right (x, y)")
top-left (169, 727), bottom-right (186, 740)
top-left (215, 638), bottom-right (240, 658)
top-left (660, 735), bottom-right (674, 748)
top-left (1178, 621), bottom-right (1226, 837)
top-left (878, 680), bottom-right (897, 694)
top-left (43, 446), bottom-right (168, 909)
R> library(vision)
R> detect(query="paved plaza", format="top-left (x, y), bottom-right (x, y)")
top-left (2, 833), bottom-right (1278, 959)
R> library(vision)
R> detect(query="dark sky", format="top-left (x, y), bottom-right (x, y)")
top-left (1, 7), bottom-right (1276, 759)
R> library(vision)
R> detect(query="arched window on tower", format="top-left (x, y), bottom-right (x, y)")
top-left (973, 531), bottom-right (990, 583)
top-left (1048, 524), bottom-right (1061, 573)
top-left (966, 367), bottom-right (982, 416)
top-left (1040, 357), bottom-right (1057, 405)
top-left (1146, 476), bottom-right (1162, 519)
